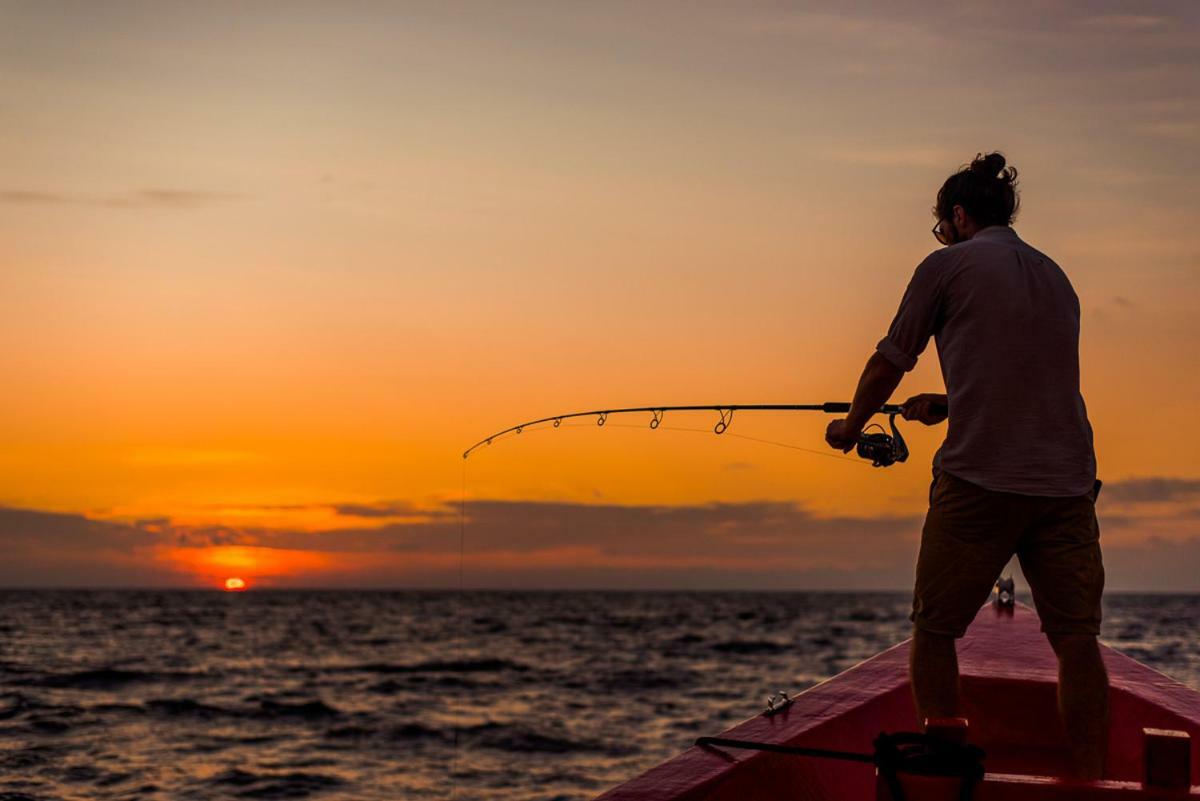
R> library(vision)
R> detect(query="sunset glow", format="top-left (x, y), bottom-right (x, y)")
top-left (159, 546), bottom-right (333, 586)
top-left (1, 3), bottom-right (1197, 590)
top-left (223, 577), bottom-right (247, 592)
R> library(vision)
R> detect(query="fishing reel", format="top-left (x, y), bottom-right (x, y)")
top-left (994, 576), bottom-right (1016, 609)
top-left (856, 413), bottom-right (909, 468)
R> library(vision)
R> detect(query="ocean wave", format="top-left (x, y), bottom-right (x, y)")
top-left (144, 697), bottom-right (235, 718)
top-left (388, 722), bottom-right (447, 741)
top-left (206, 768), bottom-right (345, 799)
top-left (343, 658), bottom-right (531, 675)
top-left (27, 717), bottom-right (72, 735)
top-left (60, 763), bottom-right (132, 786)
top-left (595, 667), bottom-right (698, 693)
top-left (0, 693), bottom-right (38, 721)
top-left (144, 696), bottom-right (341, 722)
top-left (17, 668), bottom-right (199, 690)
top-left (324, 721), bottom-right (450, 743)
top-left (255, 698), bottom-right (340, 719)
top-left (711, 640), bottom-right (790, 655)
top-left (462, 721), bottom-right (627, 755)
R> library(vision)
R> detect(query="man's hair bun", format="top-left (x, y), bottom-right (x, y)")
top-left (933, 150), bottom-right (1020, 228)
top-left (970, 152), bottom-right (1012, 182)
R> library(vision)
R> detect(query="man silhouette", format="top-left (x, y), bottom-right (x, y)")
top-left (825, 152), bottom-right (1108, 778)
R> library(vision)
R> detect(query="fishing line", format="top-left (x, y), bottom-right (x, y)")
top-left (453, 458), bottom-right (466, 799)
top-left (494, 421), bottom-right (868, 466)
top-left (724, 431), bottom-right (869, 465)
top-left (595, 422), bottom-right (869, 466)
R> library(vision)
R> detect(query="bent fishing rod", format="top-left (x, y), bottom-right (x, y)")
top-left (462, 402), bottom-right (939, 467)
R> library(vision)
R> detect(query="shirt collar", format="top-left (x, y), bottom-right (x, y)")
top-left (972, 225), bottom-right (1019, 242)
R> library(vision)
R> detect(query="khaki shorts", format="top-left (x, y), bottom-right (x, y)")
top-left (911, 469), bottom-right (1104, 637)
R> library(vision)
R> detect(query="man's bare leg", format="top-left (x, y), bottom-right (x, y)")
top-left (910, 628), bottom-right (959, 722)
top-left (1048, 633), bottom-right (1109, 779)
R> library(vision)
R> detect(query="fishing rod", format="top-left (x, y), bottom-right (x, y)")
top-left (463, 402), bottom-right (926, 467)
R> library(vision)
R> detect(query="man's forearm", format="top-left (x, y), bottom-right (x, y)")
top-left (845, 351), bottom-right (906, 433)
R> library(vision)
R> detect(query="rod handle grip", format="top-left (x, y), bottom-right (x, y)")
top-left (823, 402), bottom-right (946, 417)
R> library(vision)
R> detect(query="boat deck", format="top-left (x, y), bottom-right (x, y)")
top-left (595, 603), bottom-right (1200, 800)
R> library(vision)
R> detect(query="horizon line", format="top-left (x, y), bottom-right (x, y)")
top-left (0, 586), bottom-right (1195, 595)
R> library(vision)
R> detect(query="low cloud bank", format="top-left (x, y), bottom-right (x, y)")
top-left (0, 476), bottom-right (1197, 590)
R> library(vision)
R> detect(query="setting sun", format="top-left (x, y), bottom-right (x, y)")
top-left (223, 577), bottom-right (247, 592)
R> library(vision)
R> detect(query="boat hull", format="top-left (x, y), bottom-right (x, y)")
top-left (594, 603), bottom-right (1200, 799)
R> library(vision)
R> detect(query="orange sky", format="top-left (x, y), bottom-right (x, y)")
top-left (1, 2), bottom-right (1198, 589)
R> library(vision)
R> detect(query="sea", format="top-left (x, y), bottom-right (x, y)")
top-left (1, 590), bottom-right (1198, 801)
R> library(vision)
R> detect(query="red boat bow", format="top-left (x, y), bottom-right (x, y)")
top-left (594, 603), bottom-right (1200, 800)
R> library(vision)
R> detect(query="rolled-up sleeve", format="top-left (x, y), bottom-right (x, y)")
top-left (876, 254), bottom-right (944, 373)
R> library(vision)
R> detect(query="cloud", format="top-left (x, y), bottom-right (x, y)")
top-left (0, 499), bottom-right (921, 588)
top-left (1, 188), bottom-right (242, 209)
top-left (3, 476), bottom-right (1200, 589)
top-left (125, 189), bottom-right (241, 207)
top-left (1075, 14), bottom-right (1168, 33)
top-left (0, 507), bottom-right (156, 550)
top-left (1094, 478), bottom-right (1200, 547)
top-left (332, 501), bottom-right (454, 519)
top-left (1101, 477), bottom-right (1200, 505)
top-left (734, 8), bottom-right (946, 54)
top-left (1133, 121), bottom-right (1200, 141)
top-left (171, 525), bottom-right (257, 548)
top-left (818, 145), bottom-right (952, 169)
top-left (0, 190), bottom-right (66, 204)
top-left (1100, 536), bottom-right (1200, 591)
top-left (0, 507), bottom-right (178, 587)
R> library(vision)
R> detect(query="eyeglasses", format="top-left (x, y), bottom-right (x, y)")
top-left (932, 219), bottom-right (952, 245)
